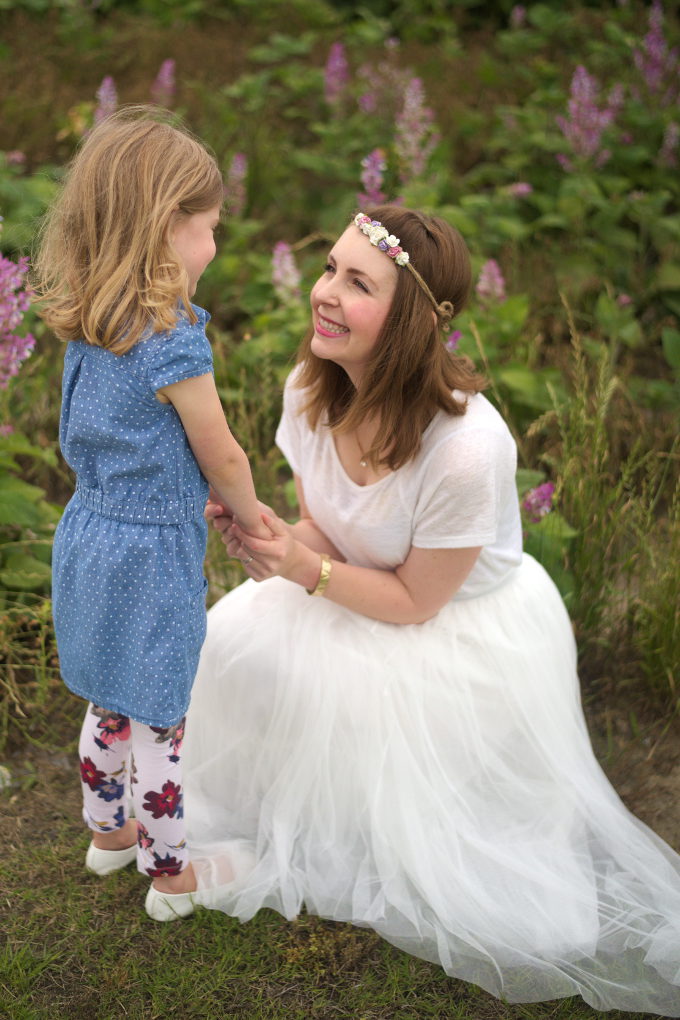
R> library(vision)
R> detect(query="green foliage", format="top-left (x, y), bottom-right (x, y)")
top-left (0, 431), bottom-right (60, 600)
top-left (0, 0), bottom-right (677, 748)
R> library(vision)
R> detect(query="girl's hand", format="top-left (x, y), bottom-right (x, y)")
top-left (230, 513), bottom-right (297, 581)
top-left (207, 498), bottom-right (274, 540)
top-left (205, 499), bottom-right (234, 534)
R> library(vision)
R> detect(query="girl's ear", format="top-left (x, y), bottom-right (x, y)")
top-left (167, 207), bottom-right (181, 243)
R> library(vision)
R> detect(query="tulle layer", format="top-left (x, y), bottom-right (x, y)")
top-left (183, 556), bottom-right (680, 1014)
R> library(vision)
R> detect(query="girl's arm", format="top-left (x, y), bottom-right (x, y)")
top-left (228, 474), bottom-right (480, 624)
top-left (157, 373), bottom-right (270, 540)
top-left (209, 473), bottom-right (345, 560)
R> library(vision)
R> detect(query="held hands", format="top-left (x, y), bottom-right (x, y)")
top-left (205, 499), bottom-right (294, 581)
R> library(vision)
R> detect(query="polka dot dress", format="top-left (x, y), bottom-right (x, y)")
top-left (52, 306), bottom-right (213, 727)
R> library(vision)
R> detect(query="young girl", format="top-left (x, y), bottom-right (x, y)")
top-left (34, 106), bottom-right (269, 922)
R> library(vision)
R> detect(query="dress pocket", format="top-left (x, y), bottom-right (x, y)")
top-left (186, 577), bottom-right (209, 664)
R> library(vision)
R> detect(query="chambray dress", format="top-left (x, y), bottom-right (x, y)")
top-left (52, 306), bottom-right (212, 727)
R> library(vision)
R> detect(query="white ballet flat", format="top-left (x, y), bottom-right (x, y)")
top-left (85, 841), bottom-right (137, 876)
top-left (145, 883), bottom-right (197, 922)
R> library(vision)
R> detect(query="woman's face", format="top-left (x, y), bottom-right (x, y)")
top-left (310, 225), bottom-right (398, 386)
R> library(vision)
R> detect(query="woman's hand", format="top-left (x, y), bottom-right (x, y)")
top-left (230, 513), bottom-right (305, 582)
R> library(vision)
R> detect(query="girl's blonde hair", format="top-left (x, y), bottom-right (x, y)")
top-left (33, 105), bottom-right (224, 354)
top-left (297, 204), bottom-right (486, 470)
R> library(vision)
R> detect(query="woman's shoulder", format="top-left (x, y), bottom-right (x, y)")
top-left (415, 394), bottom-right (516, 476)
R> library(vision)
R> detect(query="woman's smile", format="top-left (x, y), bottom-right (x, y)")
top-left (315, 315), bottom-right (349, 337)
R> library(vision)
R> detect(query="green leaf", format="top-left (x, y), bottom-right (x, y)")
top-left (655, 262), bottom-right (680, 292)
top-left (662, 328), bottom-right (680, 372)
top-left (516, 469), bottom-right (546, 496)
top-left (0, 553), bottom-right (52, 591)
top-left (0, 477), bottom-right (48, 527)
top-left (533, 511), bottom-right (578, 540)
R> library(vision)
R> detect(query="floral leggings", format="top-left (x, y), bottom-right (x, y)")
top-left (79, 703), bottom-right (190, 878)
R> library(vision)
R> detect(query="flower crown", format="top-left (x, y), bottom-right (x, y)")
top-left (353, 213), bottom-right (410, 267)
top-left (353, 211), bottom-right (454, 328)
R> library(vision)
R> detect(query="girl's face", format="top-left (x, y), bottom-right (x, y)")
top-left (170, 204), bottom-right (221, 296)
top-left (310, 225), bottom-right (397, 386)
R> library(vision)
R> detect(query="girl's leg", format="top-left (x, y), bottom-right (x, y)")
top-left (79, 703), bottom-right (137, 849)
top-left (130, 717), bottom-right (195, 892)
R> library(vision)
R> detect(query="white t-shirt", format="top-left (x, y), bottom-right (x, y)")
top-left (275, 368), bottom-right (523, 601)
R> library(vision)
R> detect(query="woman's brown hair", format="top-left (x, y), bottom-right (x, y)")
top-left (296, 204), bottom-right (486, 469)
top-left (32, 105), bottom-right (224, 354)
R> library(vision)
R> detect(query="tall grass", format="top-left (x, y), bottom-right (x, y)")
top-left (527, 304), bottom-right (679, 696)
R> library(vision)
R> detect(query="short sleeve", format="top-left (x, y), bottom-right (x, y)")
top-left (275, 367), bottom-right (308, 475)
top-left (412, 427), bottom-right (516, 549)
top-left (145, 312), bottom-right (213, 394)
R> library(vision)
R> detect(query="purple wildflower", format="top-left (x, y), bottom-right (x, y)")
top-left (94, 76), bottom-right (117, 124)
top-left (272, 242), bottom-right (301, 303)
top-left (445, 330), bottom-right (462, 352)
top-left (358, 148), bottom-right (387, 207)
top-left (633, 1), bottom-right (679, 105)
top-left (394, 77), bottom-right (440, 185)
top-left (505, 181), bottom-right (533, 197)
top-left (5, 151), bottom-right (26, 166)
top-left (0, 252), bottom-right (35, 389)
top-left (0, 423), bottom-right (14, 436)
top-left (226, 152), bottom-right (248, 216)
top-left (556, 66), bottom-right (619, 170)
top-left (510, 5), bottom-right (527, 28)
top-left (659, 121), bottom-right (679, 167)
top-left (522, 482), bottom-right (555, 523)
top-left (324, 43), bottom-right (349, 106)
top-left (476, 259), bottom-right (506, 304)
top-left (150, 59), bottom-right (176, 108)
top-left (357, 43), bottom-right (412, 120)
top-left (617, 293), bottom-right (633, 307)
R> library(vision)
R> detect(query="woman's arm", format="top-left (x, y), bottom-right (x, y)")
top-left (210, 473), bottom-right (345, 561)
top-left (229, 472), bottom-right (480, 624)
top-left (157, 374), bottom-right (269, 540)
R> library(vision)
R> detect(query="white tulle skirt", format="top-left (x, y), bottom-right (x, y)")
top-left (183, 555), bottom-right (680, 1015)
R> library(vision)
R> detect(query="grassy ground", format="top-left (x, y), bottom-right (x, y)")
top-left (2, 682), bottom-right (678, 1020)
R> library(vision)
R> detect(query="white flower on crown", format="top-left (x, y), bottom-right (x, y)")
top-left (368, 225), bottom-right (388, 245)
top-left (386, 234), bottom-right (400, 248)
top-left (395, 251), bottom-right (410, 266)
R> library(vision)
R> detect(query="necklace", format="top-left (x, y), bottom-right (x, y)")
top-left (355, 433), bottom-right (368, 468)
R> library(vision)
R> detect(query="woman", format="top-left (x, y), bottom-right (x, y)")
top-left (183, 206), bottom-right (680, 1014)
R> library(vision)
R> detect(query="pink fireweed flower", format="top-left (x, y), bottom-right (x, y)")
top-left (150, 59), bottom-right (176, 107)
top-left (325, 42), bottom-right (349, 106)
top-left (226, 152), bottom-right (248, 216)
top-left (394, 77), bottom-right (440, 185)
top-left (272, 242), bottom-right (301, 303)
top-left (659, 121), bottom-right (679, 167)
top-left (556, 66), bottom-right (619, 170)
top-left (445, 330), bottom-right (462, 352)
top-left (358, 148), bottom-right (387, 206)
top-left (476, 259), bottom-right (506, 304)
top-left (94, 76), bottom-right (117, 124)
top-left (633, 0), bottom-right (679, 104)
top-left (357, 44), bottom-right (412, 121)
top-left (522, 482), bottom-right (556, 523)
top-left (6, 151), bottom-right (26, 166)
top-left (0, 252), bottom-right (35, 389)
top-left (505, 181), bottom-right (533, 197)
top-left (0, 423), bottom-right (14, 436)
top-left (510, 5), bottom-right (527, 28)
